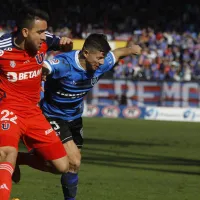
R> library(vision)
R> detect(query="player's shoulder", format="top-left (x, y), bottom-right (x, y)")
top-left (98, 51), bottom-right (115, 71)
top-left (47, 50), bottom-right (78, 74)
top-left (45, 31), bottom-right (59, 39)
top-left (55, 50), bottom-right (77, 63)
top-left (48, 51), bottom-right (74, 68)
top-left (57, 50), bottom-right (77, 58)
top-left (106, 51), bottom-right (115, 60)
top-left (0, 32), bottom-right (12, 40)
top-left (0, 32), bottom-right (13, 49)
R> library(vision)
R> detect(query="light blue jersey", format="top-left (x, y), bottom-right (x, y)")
top-left (41, 50), bottom-right (116, 120)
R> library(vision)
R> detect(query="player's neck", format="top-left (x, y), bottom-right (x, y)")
top-left (78, 51), bottom-right (87, 70)
top-left (14, 36), bottom-right (25, 50)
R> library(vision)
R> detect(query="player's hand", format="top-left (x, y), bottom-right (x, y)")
top-left (41, 86), bottom-right (45, 92)
top-left (42, 64), bottom-right (50, 81)
top-left (130, 45), bottom-right (142, 55)
top-left (59, 37), bottom-right (73, 52)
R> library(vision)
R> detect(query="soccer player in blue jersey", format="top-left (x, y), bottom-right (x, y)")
top-left (14, 33), bottom-right (141, 200)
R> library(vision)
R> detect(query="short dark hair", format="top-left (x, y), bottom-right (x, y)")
top-left (83, 33), bottom-right (111, 54)
top-left (16, 5), bottom-right (49, 30)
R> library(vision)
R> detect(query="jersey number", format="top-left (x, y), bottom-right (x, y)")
top-left (0, 110), bottom-right (17, 124)
top-left (50, 121), bottom-right (60, 131)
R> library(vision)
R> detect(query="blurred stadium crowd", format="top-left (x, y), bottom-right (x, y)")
top-left (1, 0), bottom-right (200, 81)
top-left (112, 30), bottom-right (200, 81)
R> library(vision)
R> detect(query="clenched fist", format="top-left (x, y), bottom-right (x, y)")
top-left (130, 44), bottom-right (142, 55)
top-left (59, 37), bottom-right (73, 52)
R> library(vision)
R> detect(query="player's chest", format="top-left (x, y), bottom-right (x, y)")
top-left (62, 71), bottom-right (102, 88)
top-left (0, 50), bottom-right (45, 72)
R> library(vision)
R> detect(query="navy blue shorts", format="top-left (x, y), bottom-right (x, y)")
top-left (46, 117), bottom-right (83, 149)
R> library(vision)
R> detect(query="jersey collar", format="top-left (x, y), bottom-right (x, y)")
top-left (75, 50), bottom-right (86, 71)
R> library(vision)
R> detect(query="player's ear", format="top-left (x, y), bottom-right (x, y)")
top-left (21, 28), bottom-right (29, 38)
top-left (82, 49), bottom-right (89, 58)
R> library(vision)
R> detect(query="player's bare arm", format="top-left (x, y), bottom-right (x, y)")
top-left (112, 44), bottom-right (142, 62)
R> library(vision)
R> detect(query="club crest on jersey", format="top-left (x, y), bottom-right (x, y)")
top-left (10, 61), bottom-right (16, 68)
top-left (35, 52), bottom-right (44, 65)
top-left (91, 77), bottom-right (98, 86)
top-left (1, 122), bottom-right (10, 130)
top-left (0, 50), bottom-right (4, 56)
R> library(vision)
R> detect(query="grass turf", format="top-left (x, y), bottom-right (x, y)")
top-left (11, 117), bottom-right (200, 200)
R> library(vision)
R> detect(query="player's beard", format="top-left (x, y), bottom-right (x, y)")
top-left (86, 61), bottom-right (99, 71)
top-left (86, 62), bottom-right (94, 71)
top-left (25, 40), bottom-right (38, 56)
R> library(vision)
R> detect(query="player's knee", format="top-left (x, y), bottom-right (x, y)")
top-left (57, 161), bottom-right (69, 173)
top-left (70, 158), bottom-right (81, 169)
top-left (0, 150), bottom-right (6, 161)
top-left (69, 153), bottom-right (81, 171)
top-left (52, 156), bottom-right (69, 173)
top-left (0, 146), bottom-right (17, 164)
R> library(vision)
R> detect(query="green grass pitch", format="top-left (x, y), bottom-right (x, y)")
top-left (11, 117), bottom-right (200, 200)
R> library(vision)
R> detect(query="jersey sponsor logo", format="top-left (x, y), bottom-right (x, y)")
top-left (0, 50), bottom-right (4, 56)
top-left (101, 105), bottom-right (120, 118)
top-left (10, 60), bottom-right (16, 68)
top-left (35, 52), bottom-right (44, 65)
top-left (1, 122), bottom-right (10, 130)
top-left (91, 77), bottom-right (98, 86)
top-left (56, 91), bottom-right (86, 98)
top-left (86, 105), bottom-right (100, 117)
top-left (49, 59), bottom-right (60, 65)
top-left (7, 69), bottom-right (42, 82)
top-left (122, 107), bottom-right (141, 118)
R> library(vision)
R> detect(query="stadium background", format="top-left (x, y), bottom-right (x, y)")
top-left (1, 1), bottom-right (200, 199)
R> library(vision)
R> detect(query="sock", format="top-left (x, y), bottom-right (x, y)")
top-left (0, 162), bottom-right (14, 200)
top-left (61, 172), bottom-right (78, 200)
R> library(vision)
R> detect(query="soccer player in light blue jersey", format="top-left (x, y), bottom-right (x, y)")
top-left (14, 33), bottom-right (141, 200)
